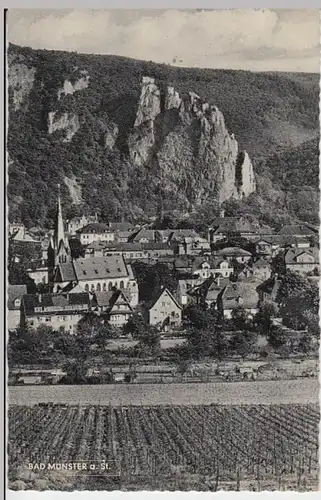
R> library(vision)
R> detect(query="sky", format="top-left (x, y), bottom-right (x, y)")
top-left (7, 9), bottom-right (321, 73)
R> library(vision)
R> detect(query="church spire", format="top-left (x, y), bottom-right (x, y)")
top-left (54, 183), bottom-right (66, 250)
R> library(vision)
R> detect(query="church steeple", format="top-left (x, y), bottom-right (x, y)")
top-left (54, 184), bottom-right (67, 252)
top-left (49, 184), bottom-right (70, 269)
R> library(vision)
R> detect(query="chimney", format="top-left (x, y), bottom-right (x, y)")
top-left (38, 294), bottom-right (42, 303)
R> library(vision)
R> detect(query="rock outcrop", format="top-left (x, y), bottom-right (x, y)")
top-left (57, 72), bottom-right (90, 100)
top-left (47, 111), bottom-right (80, 142)
top-left (128, 77), bottom-right (256, 204)
top-left (8, 61), bottom-right (36, 111)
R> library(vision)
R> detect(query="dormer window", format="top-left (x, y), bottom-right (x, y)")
top-left (14, 298), bottom-right (21, 307)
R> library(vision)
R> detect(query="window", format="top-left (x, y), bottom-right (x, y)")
top-left (120, 281), bottom-right (124, 289)
top-left (85, 284), bottom-right (89, 292)
top-left (103, 283), bottom-right (107, 291)
top-left (45, 317), bottom-right (51, 322)
top-left (91, 284), bottom-right (95, 291)
top-left (161, 302), bottom-right (166, 307)
top-left (108, 282), bottom-right (113, 291)
top-left (97, 283), bottom-right (101, 291)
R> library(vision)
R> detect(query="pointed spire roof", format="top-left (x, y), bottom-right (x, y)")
top-left (53, 184), bottom-right (69, 251)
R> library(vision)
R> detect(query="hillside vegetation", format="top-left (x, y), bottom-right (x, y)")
top-left (7, 43), bottom-right (319, 229)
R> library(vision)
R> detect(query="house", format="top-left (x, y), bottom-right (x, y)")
top-left (155, 229), bottom-right (174, 243)
top-left (76, 223), bottom-right (115, 245)
top-left (176, 277), bottom-right (206, 306)
top-left (9, 222), bottom-right (25, 236)
top-left (278, 224), bottom-right (316, 238)
top-left (173, 256), bottom-right (195, 276)
top-left (284, 248), bottom-right (320, 274)
top-left (52, 255), bottom-right (139, 307)
top-left (167, 229), bottom-right (211, 255)
top-left (189, 276), bottom-right (230, 309)
top-left (27, 259), bottom-right (50, 285)
top-left (217, 280), bottom-right (260, 319)
top-left (67, 214), bottom-right (98, 236)
top-left (94, 290), bottom-right (133, 326)
top-left (21, 292), bottom-right (92, 333)
top-left (255, 234), bottom-right (313, 258)
top-left (103, 242), bottom-right (145, 260)
top-left (208, 215), bottom-right (257, 243)
top-left (100, 242), bottom-right (173, 262)
top-left (10, 239), bottom-right (50, 285)
top-left (148, 288), bottom-right (182, 331)
top-left (214, 247), bottom-right (252, 263)
top-left (108, 221), bottom-right (135, 232)
top-left (192, 257), bottom-right (234, 279)
top-left (257, 276), bottom-right (281, 304)
top-left (85, 240), bottom-right (107, 258)
top-left (9, 226), bottom-right (38, 243)
top-left (129, 229), bottom-right (156, 243)
top-left (239, 258), bottom-right (271, 281)
top-left (254, 238), bottom-right (274, 257)
top-left (114, 230), bottom-right (136, 243)
top-left (7, 284), bottom-right (27, 330)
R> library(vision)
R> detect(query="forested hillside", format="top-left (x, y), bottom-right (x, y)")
top-left (7, 43), bottom-right (319, 229)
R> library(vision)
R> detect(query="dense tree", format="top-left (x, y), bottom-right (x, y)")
top-left (123, 311), bottom-right (147, 338)
top-left (255, 301), bottom-right (279, 334)
top-left (230, 330), bottom-right (258, 357)
top-left (132, 262), bottom-right (178, 302)
top-left (267, 326), bottom-right (287, 350)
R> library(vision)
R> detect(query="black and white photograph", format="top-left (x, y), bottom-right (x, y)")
top-left (5, 7), bottom-right (320, 493)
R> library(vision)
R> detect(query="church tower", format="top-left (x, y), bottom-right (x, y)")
top-left (48, 184), bottom-right (71, 273)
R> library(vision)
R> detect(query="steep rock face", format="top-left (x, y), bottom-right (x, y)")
top-left (64, 176), bottom-right (83, 205)
top-left (57, 72), bottom-right (89, 100)
top-left (128, 77), bottom-right (256, 205)
top-left (47, 111), bottom-right (80, 142)
top-left (8, 61), bottom-right (36, 111)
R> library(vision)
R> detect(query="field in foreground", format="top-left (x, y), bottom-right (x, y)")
top-left (9, 378), bottom-right (319, 406)
top-left (8, 403), bottom-right (319, 491)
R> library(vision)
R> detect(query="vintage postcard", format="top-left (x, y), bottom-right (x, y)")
top-left (5, 7), bottom-right (320, 493)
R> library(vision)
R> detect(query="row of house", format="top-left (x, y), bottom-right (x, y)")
top-left (8, 283), bottom-right (183, 333)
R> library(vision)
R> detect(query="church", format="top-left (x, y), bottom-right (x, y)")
top-left (21, 187), bottom-right (139, 332)
top-left (48, 185), bottom-right (139, 308)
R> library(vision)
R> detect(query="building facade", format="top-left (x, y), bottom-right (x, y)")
top-left (148, 288), bottom-right (182, 331)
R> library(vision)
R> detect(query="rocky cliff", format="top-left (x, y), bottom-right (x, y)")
top-left (128, 76), bottom-right (255, 204)
top-left (7, 44), bottom-right (318, 228)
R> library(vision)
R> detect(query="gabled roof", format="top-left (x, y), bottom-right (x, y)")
top-left (94, 290), bottom-right (133, 312)
top-left (8, 284), bottom-right (27, 310)
top-left (86, 240), bottom-right (108, 251)
top-left (129, 229), bottom-right (156, 242)
top-left (285, 247), bottom-right (319, 265)
top-left (142, 242), bottom-right (171, 251)
top-left (257, 277), bottom-right (281, 301)
top-left (216, 247), bottom-right (252, 257)
top-left (77, 223), bottom-right (113, 234)
top-left (209, 217), bottom-right (256, 233)
top-left (219, 280), bottom-right (260, 310)
top-left (149, 287), bottom-right (183, 311)
top-left (73, 255), bottom-right (129, 281)
top-left (278, 225), bottom-right (315, 236)
top-left (56, 262), bottom-right (77, 282)
top-left (22, 292), bottom-right (91, 316)
top-left (108, 221), bottom-right (134, 232)
top-left (252, 257), bottom-right (270, 268)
